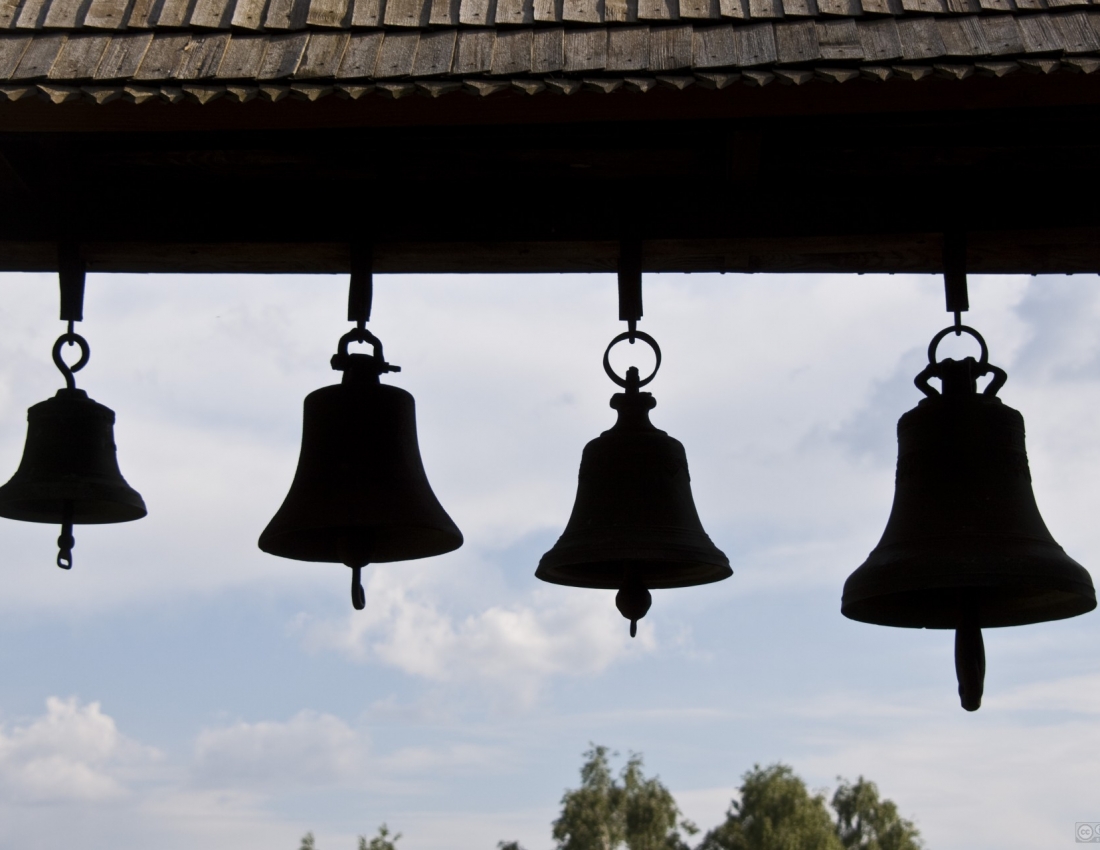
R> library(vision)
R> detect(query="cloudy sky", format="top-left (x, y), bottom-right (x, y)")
top-left (0, 269), bottom-right (1097, 850)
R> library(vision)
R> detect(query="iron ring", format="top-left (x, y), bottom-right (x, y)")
top-left (52, 332), bottom-right (90, 390)
top-left (337, 327), bottom-right (384, 361)
top-left (603, 331), bottom-right (662, 388)
top-left (927, 325), bottom-right (988, 366)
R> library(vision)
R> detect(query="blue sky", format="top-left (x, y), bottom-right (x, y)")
top-left (0, 270), bottom-right (1097, 849)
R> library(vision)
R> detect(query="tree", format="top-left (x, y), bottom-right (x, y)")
top-left (552, 745), bottom-right (697, 850)
top-left (299, 833), bottom-right (316, 850)
top-left (832, 778), bottom-right (922, 850)
top-left (498, 843), bottom-right (527, 850)
top-left (697, 764), bottom-right (843, 850)
top-left (359, 824), bottom-right (401, 850)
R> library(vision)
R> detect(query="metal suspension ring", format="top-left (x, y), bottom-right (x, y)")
top-left (52, 332), bottom-right (90, 390)
top-left (927, 324), bottom-right (988, 366)
top-left (603, 330), bottom-right (662, 388)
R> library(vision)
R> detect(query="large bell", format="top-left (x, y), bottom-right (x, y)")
top-left (843, 327), bottom-right (1095, 710)
top-left (259, 330), bottom-right (462, 609)
top-left (537, 334), bottom-right (730, 637)
top-left (0, 386), bottom-right (147, 569)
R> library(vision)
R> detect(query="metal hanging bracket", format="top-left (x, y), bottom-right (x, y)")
top-left (617, 239), bottom-right (642, 341)
top-left (348, 242), bottom-right (373, 330)
top-left (943, 231), bottom-right (968, 335)
top-left (58, 242), bottom-right (86, 329)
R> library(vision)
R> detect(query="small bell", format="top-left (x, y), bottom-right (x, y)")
top-left (842, 326), bottom-right (1095, 710)
top-left (0, 332), bottom-right (146, 569)
top-left (537, 331), bottom-right (731, 636)
top-left (259, 328), bottom-right (462, 609)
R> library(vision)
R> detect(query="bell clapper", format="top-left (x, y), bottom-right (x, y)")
top-left (955, 594), bottom-right (986, 711)
top-left (56, 501), bottom-right (74, 570)
top-left (615, 579), bottom-right (652, 638)
top-left (350, 564), bottom-right (366, 611)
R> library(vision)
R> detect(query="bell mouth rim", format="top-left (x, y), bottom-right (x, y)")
top-left (258, 524), bottom-right (463, 564)
top-left (841, 587), bottom-right (1097, 629)
top-left (535, 559), bottom-right (732, 590)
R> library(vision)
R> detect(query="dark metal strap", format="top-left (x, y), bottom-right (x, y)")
top-left (943, 231), bottom-right (968, 332)
top-left (58, 242), bottom-right (85, 325)
top-left (617, 239), bottom-right (642, 339)
top-left (348, 242), bottom-right (373, 329)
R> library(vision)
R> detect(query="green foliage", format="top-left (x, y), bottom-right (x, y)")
top-left (697, 764), bottom-right (843, 850)
top-left (552, 745), bottom-right (697, 850)
top-left (359, 824), bottom-right (402, 850)
top-left (299, 833), bottom-right (316, 850)
top-left (832, 778), bottom-right (922, 850)
top-left (498, 842), bottom-right (527, 850)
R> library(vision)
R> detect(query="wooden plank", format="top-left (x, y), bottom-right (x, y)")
top-left (1017, 13), bottom-right (1064, 52)
top-left (532, 0), bottom-right (560, 19)
top-left (816, 18), bottom-right (862, 58)
top-left (1049, 11), bottom-right (1100, 52)
top-left (373, 30), bottom-right (418, 76)
top-left (732, 19), bottom-right (775, 63)
top-left (815, 0), bottom-right (859, 14)
top-left (944, 0), bottom-right (979, 12)
top-left (605, 0), bottom-right (635, 18)
top-left (748, 0), bottom-right (782, 17)
top-left (489, 27), bottom-right (530, 72)
top-left (256, 31), bottom-right (307, 78)
top-left (294, 31), bottom-right (348, 77)
top-left (637, 0), bottom-right (675, 18)
top-left (980, 14), bottom-right (1022, 54)
top-left (607, 23), bottom-right (648, 68)
top-left (976, 0), bottom-right (1011, 10)
top-left (899, 0), bottom-right (944, 11)
top-left (530, 25), bottom-right (562, 69)
top-left (0, 35), bottom-right (31, 76)
top-left (230, 0), bottom-right (269, 28)
top-left (94, 32), bottom-right (150, 77)
top-left (563, 0), bottom-right (600, 20)
top-left (860, 0), bottom-right (900, 14)
top-left (49, 32), bottom-right (108, 76)
top-left (718, 0), bottom-right (747, 15)
top-left (264, 0), bottom-right (309, 28)
top-left (11, 33), bottom-right (62, 75)
top-left (155, 0), bottom-right (193, 27)
top-left (781, 0), bottom-right (816, 15)
top-left (857, 19), bottom-right (901, 61)
top-left (1047, 0), bottom-right (1090, 7)
top-left (15, 0), bottom-right (48, 28)
top-left (648, 22), bottom-right (691, 67)
top-left (411, 27), bottom-right (454, 74)
top-left (175, 32), bottom-right (229, 78)
top-left (0, 0), bottom-right (25, 28)
top-left (494, 0), bottom-right (531, 23)
top-left (336, 30), bottom-right (382, 76)
top-left (306, 0), bottom-right (349, 25)
top-left (42, 0), bottom-right (91, 28)
top-left (937, 16), bottom-right (988, 55)
top-left (125, 0), bottom-right (159, 26)
top-left (214, 33), bottom-right (266, 77)
top-left (459, 0), bottom-right (494, 23)
top-left (384, 0), bottom-right (427, 25)
top-left (774, 18), bottom-right (818, 61)
top-left (189, 0), bottom-right (232, 27)
top-left (692, 22), bottom-right (737, 64)
top-left (680, 0), bottom-right (717, 17)
top-left (132, 32), bottom-right (188, 77)
top-left (348, 0), bottom-right (382, 24)
top-left (896, 16), bottom-right (945, 59)
top-left (563, 26), bottom-right (605, 68)
top-left (453, 28), bottom-right (493, 71)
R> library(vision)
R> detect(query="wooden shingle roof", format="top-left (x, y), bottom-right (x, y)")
top-left (1, 0), bottom-right (1099, 103)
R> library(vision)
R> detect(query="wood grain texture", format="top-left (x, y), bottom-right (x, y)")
top-left (264, 0), bottom-right (309, 28)
top-left (679, 0), bottom-right (717, 18)
top-left (306, 0), bottom-right (349, 26)
top-left (176, 31), bottom-right (229, 77)
top-left (638, 0), bottom-right (675, 19)
top-left (563, 0), bottom-right (601, 20)
top-left (15, 0), bottom-right (50, 29)
top-left (775, 18), bottom-right (818, 60)
top-left (648, 22), bottom-right (690, 67)
top-left (336, 30), bottom-right (381, 75)
top-left (860, 0), bottom-right (900, 14)
top-left (782, 0), bottom-right (817, 16)
top-left (607, 22), bottom-right (647, 67)
top-left (374, 29), bottom-right (418, 75)
top-left (132, 32), bottom-right (188, 77)
top-left (155, 0), bottom-right (193, 27)
top-left (348, 0), bottom-right (382, 23)
top-left (48, 32), bottom-right (107, 75)
top-left (384, 0), bottom-right (427, 26)
top-left (215, 33), bottom-right (266, 76)
top-left (976, 0), bottom-right (1012, 10)
top-left (530, 24), bottom-right (562, 69)
top-left (189, 0), bottom-right (232, 27)
top-left (900, 0), bottom-right (944, 11)
top-left (1017, 13), bottom-right (1063, 52)
top-left (857, 19), bottom-right (901, 61)
top-left (494, 0), bottom-right (531, 23)
top-left (0, 0), bottom-right (25, 28)
top-left (42, 0), bottom-right (91, 29)
top-left (459, 0), bottom-right (494, 24)
top-left (937, 16), bottom-right (989, 56)
top-left (896, 16), bottom-right (945, 58)
top-left (532, 0), bottom-right (561, 20)
top-left (295, 31), bottom-right (348, 76)
top-left (411, 26), bottom-right (454, 74)
top-left (815, 0), bottom-right (859, 15)
top-left (490, 27), bottom-right (529, 72)
top-left (229, 0), bottom-right (268, 28)
top-left (944, 0), bottom-right (979, 12)
top-left (563, 26), bottom-right (605, 69)
top-left (816, 18), bottom-right (861, 58)
top-left (604, 0), bottom-right (635, 20)
top-left (0, 35), bottom-right (31, 75)
top-left (692, 22), bottom-right (737, 64)
top-left (980, 14), bottom-right (1022, 54)
top-left (733, 19), bottom-right (775, 62)
top-left (1050, 11), bottom-right (1100, 52)
top-left (94, 31), bottom-right (149, 76)
top-left (748, 0), bottom-right (782, 17)
top-left (453, 28), bottom-right (493, 72)
top-left (256, 30), bottom-right (307, 77)
top-left (429, 0), bottom-right (458, 23)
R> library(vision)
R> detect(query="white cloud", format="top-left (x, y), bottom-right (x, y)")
top-left (0, 696), bottom-right (156, 803)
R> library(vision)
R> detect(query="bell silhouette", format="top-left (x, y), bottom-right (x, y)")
top-left (537, 351), bottom-right (730, 637)
top-left (259, 330), bottom-right (462, 609)
top-left (843, 328), bottom-right (1095, 711)
top-left (0, 383), bottom-right (146, 570)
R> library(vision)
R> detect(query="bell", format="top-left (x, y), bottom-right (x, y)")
top-left (259, 330), bottom-right (462, 609)
top-left (0, 386), bottom-right (147, 569)
top-left (843, 328), bottom-right (1095, 710)
top-left (537, 357), bottom-right (731, 637)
